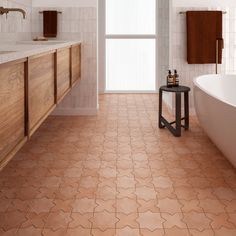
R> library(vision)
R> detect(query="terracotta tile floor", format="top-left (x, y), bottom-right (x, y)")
top-left (0, 94), bottom-right (236, 236)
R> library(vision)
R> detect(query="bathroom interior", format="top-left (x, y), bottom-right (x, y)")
top-left (0, 0), bottom-right (236, 235)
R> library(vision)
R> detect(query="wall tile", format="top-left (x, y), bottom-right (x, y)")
top-left (0, 0), bottom-right (32, 42)
top-left (32, 7), bottom-right (98, 114)
top-left (169, 6), bottom-right (236, 110)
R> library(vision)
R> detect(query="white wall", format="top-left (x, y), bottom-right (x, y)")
top-left (32, 0), bottom-right (98, 116)
top-left (173, 0), bottom-right (236, 7)
top-left (158, 0), bottom-right (173, 108)
top-left (167, 0), bottom-right (236, 113)
top-left (0, 0), bottom-right (32, 42)
top-left (32, 0), bottom-right (97, 7)
top-left (158, 0), bottom-right (170, 86)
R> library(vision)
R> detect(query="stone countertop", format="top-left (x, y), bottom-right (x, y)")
top-left (0, 40), bottom-right (82, 65)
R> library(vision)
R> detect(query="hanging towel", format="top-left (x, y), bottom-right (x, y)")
top-left (186, 11), bottom-right (223, 64)
top-left (43, 11), bottom-right (58, 38)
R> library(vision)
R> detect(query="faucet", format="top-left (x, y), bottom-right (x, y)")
top-left (0, 6), bottom-right (26, 19)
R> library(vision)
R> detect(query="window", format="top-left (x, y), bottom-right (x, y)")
top-left (103, 0), bottom-right (157, 92)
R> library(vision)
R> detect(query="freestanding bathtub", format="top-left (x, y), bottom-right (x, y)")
top-left (194, 74), bottom-right (236, 167)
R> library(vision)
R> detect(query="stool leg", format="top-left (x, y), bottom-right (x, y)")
top-left (184, 92), bottom-right (189, 130)
top-left (159, 90), bottom-right (164, 128)
top-left (175, 92), bottom-right (181, 137)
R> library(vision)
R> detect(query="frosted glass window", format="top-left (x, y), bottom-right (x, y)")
top-left (106, 39), bottom-right (156, 91)
top-left (106, 0), bottom-right (156, 35)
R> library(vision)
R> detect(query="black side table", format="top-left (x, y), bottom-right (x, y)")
top-left (159, 85), bottom-right (191, 137)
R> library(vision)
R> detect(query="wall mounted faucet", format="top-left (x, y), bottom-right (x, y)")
top-left (0, 6), bottom-right (26, 19)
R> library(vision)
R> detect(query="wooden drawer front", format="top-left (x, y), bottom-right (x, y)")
top-left (57, 48), bottom-right (70, 101)
top-left (0, 62), bottom-right (25, 162)
top-left (71, 44), bottom-right (81, 85)
top-left (29, 53), bottom-right (55, 133)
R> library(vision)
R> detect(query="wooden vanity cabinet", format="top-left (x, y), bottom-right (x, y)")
top-left (28, 52), bottom-right (56, 136)
top-left (56, 47), bottom-right (71, 103)
top-left (71, 44), bottom-right (81, 86)
top-left (0, 59), bottom-right (27, 168)
top-left (0, 43), bottom-right (82, 170)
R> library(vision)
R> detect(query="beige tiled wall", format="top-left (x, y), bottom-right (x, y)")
top-left (2, 0), bottom-right (236, 115)
top-left (170, 6), bottom-right (236, 110)
top-left (158, 0), bottom-right (174, 109)
top-left (32, 7), bottom-right (98, 115)
top-left (158, 0), bottom-right (170, 86)
top-left (0, 0), bottom-right (32, 41)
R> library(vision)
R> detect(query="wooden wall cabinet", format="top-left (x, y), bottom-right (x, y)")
top-left (71, 44), bottom-right (81, 86)
top-left (56, 47), bottom-right (71, 103)
top-left (28, 52), bottom-right (56, 136)
top-left (0, 59), bottom-right (27, 167)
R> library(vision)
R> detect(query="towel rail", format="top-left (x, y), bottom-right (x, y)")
top-left (39, 11), bottom-right (62, 14)
top-left (179, 11), bottom-right (227, 14)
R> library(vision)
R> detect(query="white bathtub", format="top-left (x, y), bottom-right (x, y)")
top-left (194, 74), bottom-right (236, 167)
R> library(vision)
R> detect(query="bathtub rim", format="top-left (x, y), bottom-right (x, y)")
top-left (193, 74), bottom-right (236, 109)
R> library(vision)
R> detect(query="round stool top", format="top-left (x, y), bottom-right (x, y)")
top-left (160, 85), bottom-right (191, 93)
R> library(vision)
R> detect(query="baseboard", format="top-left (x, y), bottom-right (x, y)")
top-left (51, 107), bottom-right (98, 116)
top-left (162, 93), bottom-right (196, 116)
top-left (105, 90), bottom-right (158, 94)
top-left (190, 108), bottom-right (196, 116)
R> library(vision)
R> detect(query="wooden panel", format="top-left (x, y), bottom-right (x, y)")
top-left (29, 50), bottom-right (56, 60)
top-left (56, 48), bottom-right (70, 102)
top-left (71, 44), bottom-right (81, 86)
top-left (0, 58), bottom-right (27, 69)
top-left (0, 61), bottom-right (26, 163)
top-left (28, 53), bottom-right (55, 134)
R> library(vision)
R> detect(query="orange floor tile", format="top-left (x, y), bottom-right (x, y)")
top-left (0, 94), bottom-right (236, 236)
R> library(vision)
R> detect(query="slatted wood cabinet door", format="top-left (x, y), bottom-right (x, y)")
top-left (71, 44), bottom-right (81, 86)
top-left (28, 52), bottom-right (56, 136)
top-left (0, 60), bottom-right (26, 165)
top-left (56, 47), bottom-right (70, 102)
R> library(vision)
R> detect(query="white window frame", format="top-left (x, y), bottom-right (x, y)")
top-left (98, 0), bottom-right (159, 93)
